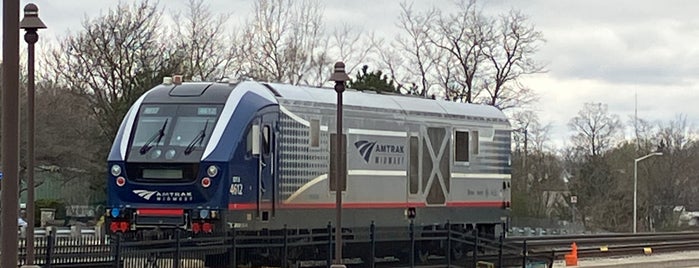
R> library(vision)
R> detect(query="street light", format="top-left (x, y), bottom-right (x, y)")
top-left (329, 61), bottom-right (349, 267)
top-left (1, 0), bottom-right (21, 267)
top-left (633, 151), bottom-right (663, 233)
top-left (20, 3), bottom-right (47, 266)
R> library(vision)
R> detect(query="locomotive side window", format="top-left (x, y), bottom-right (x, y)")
top-left (309, 119), bottom-right (320, 148)
top-left (246, 126), bottom-right (253, 155)
top-left (455, 130), bottom-right (470, 162)
top-left (409, 136), bottom-right (419, 194)
top-left (251, 124), bottom-right (260, 156)
top-left (472, 130), bottom-right (479, 155)
top-left (262, 125), bottom-right (271, 155)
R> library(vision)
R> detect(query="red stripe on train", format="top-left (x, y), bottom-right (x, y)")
top-left (136, 208), bottom-right (184, 216)
top-left (228, 201), bottom-right (505, 210)
top-left (447, 201), bottom-right (505, 207)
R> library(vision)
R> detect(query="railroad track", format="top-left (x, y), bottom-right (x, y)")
top-left (378, 232), bottom-right (699, 267)
top-left (148, 231), bottom-right (699, 267)
top-left (506, 231), bottom-right (699, 266)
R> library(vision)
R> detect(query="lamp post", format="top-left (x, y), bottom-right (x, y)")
top-left (633, 152), bottom-right (663, 233)
top-left (329, 61), bottom-right (349, 266)
top-left (20, 4), bottom-right (47, 266)
top-left (1, 0), bottom-right (21, 267)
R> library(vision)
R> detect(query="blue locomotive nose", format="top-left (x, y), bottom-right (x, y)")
top-left (106, 80), bottom-right (279, 234)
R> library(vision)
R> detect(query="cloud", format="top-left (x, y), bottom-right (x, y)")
top-left (541, 23), bottom-right (699, 86)
top-left (523, 73), bottom-right (699, 149)
top-left (11, 0), bottom-right (699, 150)
top-left (502, 0), bottom-right (699, 87)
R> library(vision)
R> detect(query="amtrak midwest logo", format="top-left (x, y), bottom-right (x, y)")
top-left (354, 140), bottom-right (405, 165)
top-left (133, 189), bottom-right (193, 202)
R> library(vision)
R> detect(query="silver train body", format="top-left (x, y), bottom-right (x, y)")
top-left (106, 80), bottom-right (512, 237)
top-left (258, 83), bottom-right (513, 232)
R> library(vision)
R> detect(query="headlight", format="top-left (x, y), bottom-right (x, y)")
top-left (207, 165), bottom-right (218, 177)
top-left (110, 164), bottom-right (122, 177)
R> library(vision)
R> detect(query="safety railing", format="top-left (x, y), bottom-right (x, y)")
top-left (15, 221), bottom-right (548, 268)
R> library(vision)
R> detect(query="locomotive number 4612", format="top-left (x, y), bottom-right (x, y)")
top-left (230, 183), bottom-right (243, 195)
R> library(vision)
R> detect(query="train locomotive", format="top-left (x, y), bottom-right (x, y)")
top-left (106, 77), bottom-right (512, 245)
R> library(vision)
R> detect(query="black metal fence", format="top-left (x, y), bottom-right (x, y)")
top-left (18, 235), bottom-right (112, 267)
top-left (16, 221), bottom-right (549, 268)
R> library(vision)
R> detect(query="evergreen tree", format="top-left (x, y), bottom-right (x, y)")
top-left (348, 65), bottom-right (397, 93)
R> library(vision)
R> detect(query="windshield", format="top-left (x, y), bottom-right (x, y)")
top-left (128, 104), bottom-right (221, 162)
top-left (170, 117), bottom-right (209, 147)
top-left (132, 117), bottom-right (170, 147)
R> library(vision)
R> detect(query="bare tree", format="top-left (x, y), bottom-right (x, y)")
top-left (645, 116), bottom-right (697, 230)
top-left (382, 1), bottom-right (438, 96)
top-left (511, 110), bottom-right (552, 153)
top-left (627, 115), bottom-right (656, 151)
top-left (382, 1), bottom-right (544, 108)
top-left (657, 114), bottom-right (694, 153)
top-left (46, 0), bottom-right (178, 141)
top-left (481, 10), bottom-right (544, 109)
top-left (569, 103), bottom-right (622, 157)
top-left (511, 110), bottom-right (534, 154)
top-left (240, 0), bottom-right (326, 85)
top-left (33, 83), bottom-right (99, 192)
top-left (44, 0), bottom-right (182, 191)
top-left (172, 0), bottom-right (239, 81)
top-left (308, 24), bottom-right (372, 87)
top-left (429, 0), bottom-right (490, 103)
top-left (510, 110), bottom-right (563, 219)
top-left (327, 25), bottom-right (373, 83)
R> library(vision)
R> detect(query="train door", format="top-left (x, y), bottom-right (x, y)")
top-left (256, 112), bottom-right (277, 221)
top-left (422, 126), bottom-right (450, 206)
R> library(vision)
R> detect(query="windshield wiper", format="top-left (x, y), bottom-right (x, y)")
top-left (139, 119), bottom-right (168, 155)
top-left (184, 120), bottom-right (209, 155)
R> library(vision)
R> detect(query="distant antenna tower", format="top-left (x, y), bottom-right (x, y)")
top-left (635, 91), bottom-right (639, 149)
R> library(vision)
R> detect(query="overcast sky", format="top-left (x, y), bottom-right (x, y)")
top-left (10, 0), bottom-right (699, 149)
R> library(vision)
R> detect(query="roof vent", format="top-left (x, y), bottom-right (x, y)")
top-left (173, 75), bottom-right (183, 85)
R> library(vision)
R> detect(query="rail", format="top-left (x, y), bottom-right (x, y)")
top-left (508, 231), bottom-right (699, 266)
top-left (13, 223), bottom-right (699, 267)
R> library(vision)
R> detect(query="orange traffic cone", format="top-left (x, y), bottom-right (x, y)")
top-left (565, 242), bottom-right (578, 266)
